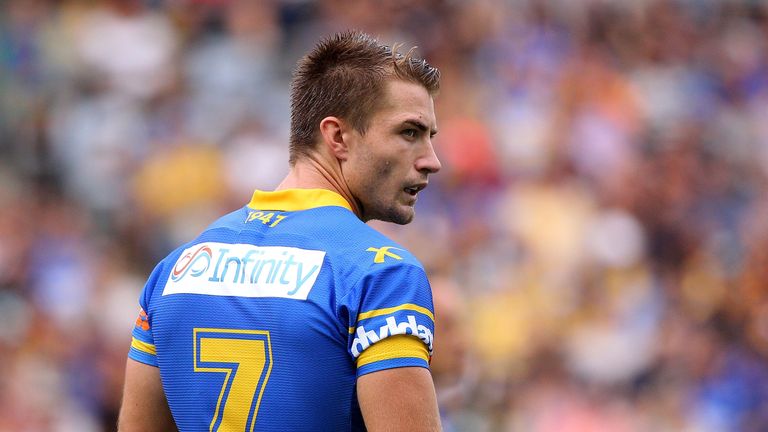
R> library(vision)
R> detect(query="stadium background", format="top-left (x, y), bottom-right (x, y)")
top-left (1, 0), bottom-right (768, 430)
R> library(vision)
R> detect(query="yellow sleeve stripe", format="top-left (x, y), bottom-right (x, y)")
top-left (348, 303), bottom-right (434, 333)
top-left (356, 334), bottom-right (428, 368)
top-left (131, 337), bottom-right (157, 356)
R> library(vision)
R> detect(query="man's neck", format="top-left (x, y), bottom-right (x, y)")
top-left (276, 155), bottom-right (362, 219)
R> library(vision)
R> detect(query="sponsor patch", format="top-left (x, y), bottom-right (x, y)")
top-left (164, 242), bottom-right (325, 300)
top-left (351, 314), bottom-right (434, 357)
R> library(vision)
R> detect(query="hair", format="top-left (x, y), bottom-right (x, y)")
top-left (288, 30), bottom-right (440, 165)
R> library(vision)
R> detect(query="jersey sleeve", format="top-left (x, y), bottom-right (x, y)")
top-left (343, 263), bottom-right (435, 377)
top-left (129, 306), bottom-right (157, 366)
top-left (127, 262), bottom-right (167, 367)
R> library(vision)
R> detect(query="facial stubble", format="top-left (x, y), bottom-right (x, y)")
top-left (359, 158), bottom-right (415, 225)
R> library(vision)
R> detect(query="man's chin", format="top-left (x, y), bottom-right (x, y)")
top-left (391, 214), bottom-right (414, 225)
top-left (367, 206), bottom-right (415, 225)
top-left (388, 206), bottom-right (415, 225)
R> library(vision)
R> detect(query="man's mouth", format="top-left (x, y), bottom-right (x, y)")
top-left (404, 183), bottom-right (427, 196)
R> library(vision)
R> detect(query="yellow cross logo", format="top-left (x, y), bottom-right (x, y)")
top-left (366, 246), bottom-right (403, 263)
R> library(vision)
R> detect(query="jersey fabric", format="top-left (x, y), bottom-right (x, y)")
top-left (128, 188), bottom-right (435, 432)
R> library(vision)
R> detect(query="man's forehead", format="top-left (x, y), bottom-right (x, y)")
top-left (382, 79), bottom-right (433, 105)
top-left (377, 80), bottom-right (437, 127)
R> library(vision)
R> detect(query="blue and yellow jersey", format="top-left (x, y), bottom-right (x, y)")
top-left (128, 188), bottom-right (435, 431)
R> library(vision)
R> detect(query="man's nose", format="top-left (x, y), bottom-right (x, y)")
top-left (416, 141), bottom-right (442, 174)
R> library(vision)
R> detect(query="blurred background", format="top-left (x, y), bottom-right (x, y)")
top-left (2, 0), bottom-right (768, 430)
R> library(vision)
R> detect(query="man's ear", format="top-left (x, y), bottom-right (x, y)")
top-left (319, 116), bottom-right (351, 161)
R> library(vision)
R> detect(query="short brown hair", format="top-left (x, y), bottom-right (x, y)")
top-left (288, 30), bottom-right (440, 165)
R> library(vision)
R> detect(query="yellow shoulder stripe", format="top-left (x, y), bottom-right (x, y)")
top-left (131, 337), bottom-right (157, 356)
top-left (348, 303), bottom-right (435, 333)
top-left (356, 334), bottom-right (428, 368)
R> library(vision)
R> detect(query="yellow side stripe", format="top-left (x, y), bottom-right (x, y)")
top-left (356, 335), bottom-right (428, 368)
top-left (131, 337), bottom-right (157, 356)
top-left (348, 303), bottom-right (434, 333)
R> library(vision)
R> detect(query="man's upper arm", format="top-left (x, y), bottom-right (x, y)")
top-left (118, 358), bottom-right (177, 432)
top-left (343, 248), bottom-right (440, 429)
top-left (357, 366), bottom-right (441, 431)
top-left (344, 263), bottom-right (436, 374)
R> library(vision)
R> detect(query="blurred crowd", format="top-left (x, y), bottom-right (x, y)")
top-left (2, 0), bottom-right (768, 430)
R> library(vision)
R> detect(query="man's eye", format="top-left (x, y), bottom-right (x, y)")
top-left (402, 129), bottom-right (417, 138)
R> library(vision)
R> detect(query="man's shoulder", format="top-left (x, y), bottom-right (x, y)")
top-left (320, 218), bottom-right (424, 272)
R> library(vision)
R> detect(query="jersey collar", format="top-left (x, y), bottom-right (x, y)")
top-left (247, 188), bottom-right (353, 212)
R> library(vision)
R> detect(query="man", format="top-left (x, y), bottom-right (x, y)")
top-left (119, 31), bottom-right (443, 431)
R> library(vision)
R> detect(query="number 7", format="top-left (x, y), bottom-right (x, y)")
top-left (194, 329), bottom-right (273, 432)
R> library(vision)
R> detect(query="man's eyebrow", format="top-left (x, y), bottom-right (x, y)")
top-left (403, 119), bottom-right (438, 136)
